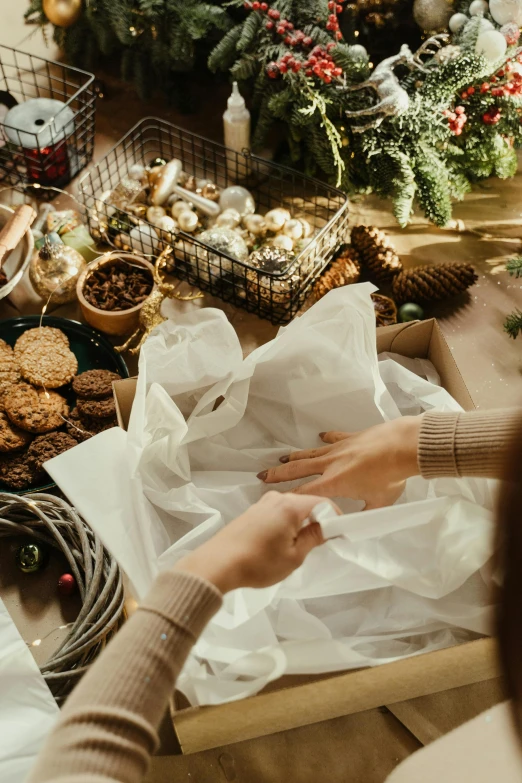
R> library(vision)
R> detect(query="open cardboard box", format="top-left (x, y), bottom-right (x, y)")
top-left (113, 318), bottom-right (503, 757)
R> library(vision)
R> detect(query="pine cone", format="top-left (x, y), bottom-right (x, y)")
top-left (392, 263), bottom-right (478, 304)
top-left (314, 247), bottom-right (361, 300)
top-left (371, 293), bottom-right (397, 327)
top-left (350, 225), bottom-right (403, 282)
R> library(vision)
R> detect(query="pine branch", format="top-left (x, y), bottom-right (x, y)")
top-left (208, 24), bottom-right (242, 72)
top-left (506, 255), bottom-right (522, 278)
top-left (504, 310), bottom-right (522, 339)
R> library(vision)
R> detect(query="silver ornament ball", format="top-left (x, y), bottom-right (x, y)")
top-left (219, 186), bottom-right (255, 216)
top-left (413, 0), bottom-right (453, 30)
top-left (469, 0), bottom-right (489, 16)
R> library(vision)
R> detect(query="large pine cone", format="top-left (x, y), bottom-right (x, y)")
top-left (350, 225), bottom-right (402, 282)
top-left (314, 247), bottom-right (361, 300)
top-left (392, 263), bottom-right (478, 304)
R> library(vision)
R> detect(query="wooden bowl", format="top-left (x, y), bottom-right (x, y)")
top-left (77, 252), bottom-right (155, 337)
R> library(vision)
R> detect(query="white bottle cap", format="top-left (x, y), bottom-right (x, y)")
top-left (227, 82), bottom-right (246, 113)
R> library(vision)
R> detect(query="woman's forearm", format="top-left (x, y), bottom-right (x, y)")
top-left (28, 571), bottom-right (222, 783)
top-left (418, 408), bottom-right (522, 480)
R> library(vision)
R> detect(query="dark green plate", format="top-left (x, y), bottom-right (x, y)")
top-left (0, 315), bottom-right (129, 495)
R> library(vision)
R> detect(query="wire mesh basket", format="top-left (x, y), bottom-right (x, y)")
top-left (79, 117), bottom-right (349, 325)
top-left (0, 45), bottom-right (96, 192)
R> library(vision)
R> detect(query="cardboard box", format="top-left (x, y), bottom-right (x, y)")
top-left (113, 318), bottom-right (501, 757)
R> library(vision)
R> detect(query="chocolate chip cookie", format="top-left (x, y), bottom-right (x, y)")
top-left (19, 340), bottom-right (78, 389)
top-left (0, 411), bottom-right (33, 452)
top-left (66, 407), bottom-right (117, 442)
top-left (5, 384), bottom-right (68, 433)
top-left (72, 369), bottom-right (122, 400)
top-left (0, 451), bottom-right (42, 490)
top-left (77, 396), bottom-right (116, 420)
top-left (27, 432), bottom-right (78, 473)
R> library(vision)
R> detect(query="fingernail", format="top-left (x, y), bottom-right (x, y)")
top-left (279, 456), bottom-right (289, 464)
top-left (319, 432), bottom-right (326, 438)
top-left (257, 470), bottom-right (268, 481)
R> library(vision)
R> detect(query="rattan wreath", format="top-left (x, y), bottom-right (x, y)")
top-left (0, 492), bottom-right (126, 702)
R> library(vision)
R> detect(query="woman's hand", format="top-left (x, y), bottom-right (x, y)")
top-left (174, 492), bottom-right (338, 594)
top-left (257, 416), bottom-right (423, 510)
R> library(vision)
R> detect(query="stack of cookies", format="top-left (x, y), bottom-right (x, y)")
top-left (0, 326), bottom-right (121, 490)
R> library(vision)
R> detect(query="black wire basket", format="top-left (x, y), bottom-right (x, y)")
top-left (78, 117), bottom-right (349, 325)
top-left (0, 45), bottom-right (96, 193)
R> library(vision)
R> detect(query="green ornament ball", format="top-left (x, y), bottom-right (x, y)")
top-left (150, 157), bottom-right (167, 168)
top-left (16, 542), bottom-right (47, 574)
top-left (399, 303), bottom-right (424, 323)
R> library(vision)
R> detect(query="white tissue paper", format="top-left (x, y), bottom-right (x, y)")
top-left (0, 598), bottom-right (59, 783)
top-left (47, 283), bottom-right (496, 706)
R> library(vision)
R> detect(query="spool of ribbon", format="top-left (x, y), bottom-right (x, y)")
top-left (4, 98), bottom-right (75, 187)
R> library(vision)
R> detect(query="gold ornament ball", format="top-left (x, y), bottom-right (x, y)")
top-left (43, 0), bottom-right (82, 27)
top-left (29, 243), bottom-right (86, 305)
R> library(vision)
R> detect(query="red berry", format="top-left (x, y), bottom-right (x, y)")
top-left (268, 8), bottom-right (280, 18)
top-left (303, 35), bottom-right (313, 46)
top-left (461, 91), bottom-right (468, 98)
top-left (480, 82), bottom-right (490, 92)
top-left (323, 74), bottom-right (332, 83)
top-left (333, 67), bottom-right (343, 76)
top-left (328, 0), bottom-right (335, 8)
top-left (313, 64), bottom-right (322, 75)
top-left (58, 573), bottom-right (76, 596)
top-left (284, 35), bottom-right (292, 44)
top-left (336, 3), bottom-right (343, 11)
top-left (292, 61), bottom-right (302, 72)
top-left (335, 30), bottom-right (342, 39)
top-left (279, 62), bottom-right (288, 72)
top-left (260, 1), bottom-right (268, 8)
top-left (283, 52), bottom-right (292, 61)
top-left (276, 24), bottom-right (285, 34)
top-left (266, 20), bottom-right (274, 29)
top-left (328, 13), bottom-right (337, 21)
top-left (326, 21), bottom-right (335, 30)
top-left (497, 70), bottom-right (505, 78)
top-left (467, 86), bottom-right (475, 95)
top-left (287, 21), bottom-right (294, 29)
top-left (455, 106), bottom-right (465, 115)
top-left (492, 87), bottom-right (504, 96)
top-left (454, 128), bottom-right (462, 136)
top-left (252, 1), bottom-right (260, 9)
top-left (306, 68), bottom-right (313, 76)
top-left (308, 55), bottom-right (317, 65)
top-left (244, 1), bottom-right (252, 7)
top-left (327, 42), bottom-right (336, 51)
top-left (267, 62), bottom-right (279, 78)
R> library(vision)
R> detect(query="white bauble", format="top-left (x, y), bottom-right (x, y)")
top-left (156, 215), bottom-right (178, 234)
top-left (128, 163), bottom-right (146, 181)
top-left (171, 200), bottom-right (192, 219)
top-left (413, 0), bottom-right (452, 30)
top-left (349, 44), bottom-right (368, 59)
top-left (271, 234), bottom-right (294, 251)
top-left (283, 218), bottom-right (304, 241)
top-left (449, 12), bottom-right (469, 30)
top-left (469, 0), bottom-right (489, 15)
top-left (243, 214), bottom-right (267, 236)
top-left (264, 208), bottom-right (288, 233)
top-left (219, 185), bottom-right (255, 216)
top-left (146, 206), bottom-right (166, 227)
top-left (178, 210), bottom-right (199, 233)
top-left (216, 208), bottom-right (241, 229)
top-left (476, 28), bottom-right (508, 60)
top-left (489, 0), bottom-right (522, 24)
top-left (129, 223), bottom-right (159, 255)
top-left (477, 16), bottom-right (495, 29)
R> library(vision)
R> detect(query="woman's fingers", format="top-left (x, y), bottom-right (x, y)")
top-left (320, 431), bottom-right (352, 444)
top-left (258, 458), bottom-right (324, 484)
top-left (280, 445), bottom-right (332, 464)
top-left (291, 477), bottom-right (333, 497)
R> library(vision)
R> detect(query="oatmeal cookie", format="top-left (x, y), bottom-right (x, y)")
top-left (72, 369), bottom-right (122, 400)
top-left (77, 396), bottom-right (116, 420)
top-left (14, 327), bottom-right (69, 357)
top-left (27, 432), bottom-right (78, 473)
top-left (0, 411), bottom-right (33, 452)
top-left (5, 384), bottom-right (68, 433)
top-left (19, 341), bottom-right (78, 388)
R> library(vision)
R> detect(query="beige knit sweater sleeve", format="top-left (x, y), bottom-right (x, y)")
top-left (418, 408), bottom-right (521, 480)
top-left (28, 570), bottom-right (222, 783)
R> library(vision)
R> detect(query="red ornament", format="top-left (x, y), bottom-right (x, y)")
top-left (58, 573), bottom-right (76, 596)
